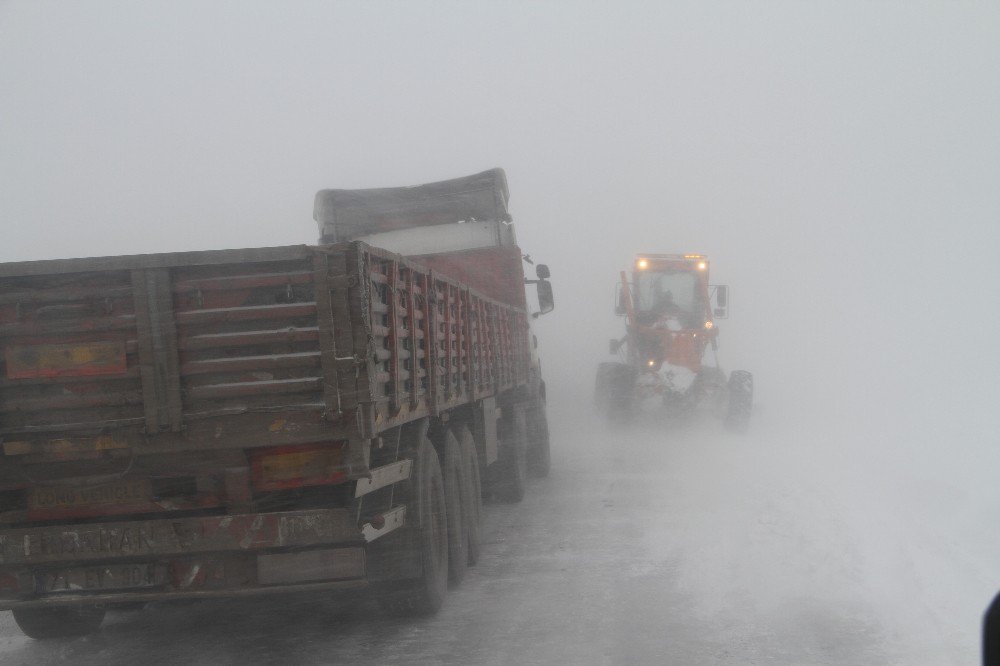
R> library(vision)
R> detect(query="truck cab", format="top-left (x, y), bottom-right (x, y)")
top-left (314, 168), bottom-right (554, 397)
top-left (314, 168), bottom-right (552, 317)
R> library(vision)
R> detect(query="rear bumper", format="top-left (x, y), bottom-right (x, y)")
top-left (0, 579), bottom-right (367, 610)
top-left (0, 508), bottom-right (367, 609)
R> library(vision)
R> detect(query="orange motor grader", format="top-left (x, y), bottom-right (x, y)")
top-left (595, 253), bottom-right (753, 430)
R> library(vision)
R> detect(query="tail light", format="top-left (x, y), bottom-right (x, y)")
top-left (250, 442), bottom-right (346, 492)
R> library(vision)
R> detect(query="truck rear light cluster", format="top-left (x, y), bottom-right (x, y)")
top-left (249, 442), bottom-right (346, 493)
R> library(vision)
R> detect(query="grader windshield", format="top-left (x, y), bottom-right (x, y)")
top-left (634, 269), bottom-right (705, 329)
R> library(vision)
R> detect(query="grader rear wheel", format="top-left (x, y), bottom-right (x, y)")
top-left (594, 362), bottom-right (617, 410)
top-left (725, 370), bottom-right (754, 432)
top-left (602, 363), bottom-right (636, 423)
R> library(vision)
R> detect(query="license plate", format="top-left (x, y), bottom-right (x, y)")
top-left (257, 547), bottom-right (365, 585)
top-left (29, 478), bottom-right (152, 513)
top-left (5, 341), bottom-right (127, 379)
top-left (38, 563), bottom-right (166, 593)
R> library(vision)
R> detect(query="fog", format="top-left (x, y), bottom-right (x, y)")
top-left (1, 1), bottom-right (999, 663)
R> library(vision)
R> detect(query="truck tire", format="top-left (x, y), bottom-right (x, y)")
top-left (455, 425), bottom-right (482, 566)
top-left (725, 370), bottom-right (754, 433)
top-left (493, 407), bottom-right (528, 503)
top-left (12, 605), bottom-right (105, 639)
top-left (526, 399), bottom-right (551, 478)
top-left (440, 430), bottom-right (468, 585)
top-left (376, 435), bottom-right (449, 616)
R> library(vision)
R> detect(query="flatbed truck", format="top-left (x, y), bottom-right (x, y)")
top-left (0, 169), bottom-right (553, 637)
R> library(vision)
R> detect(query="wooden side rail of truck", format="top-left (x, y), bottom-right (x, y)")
top-left (0, 236), bottom-right (551, 638)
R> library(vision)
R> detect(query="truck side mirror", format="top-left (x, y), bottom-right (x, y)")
top-left (536, 264), bottom-right (550, 280)
top-left (716, 285), bottom-right (728, 308)
top-left (534, 279), bottom-right (554, 317)
top-left (609, 338), bottom-right (621, 354)
top-left (614, 285), bottom-right (627, 316)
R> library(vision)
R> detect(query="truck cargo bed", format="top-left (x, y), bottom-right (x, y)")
top-left (0, 241), bottom-right (529, 476)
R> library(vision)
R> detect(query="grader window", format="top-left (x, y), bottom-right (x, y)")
top-left (634, 271), bottom-right (703, 327)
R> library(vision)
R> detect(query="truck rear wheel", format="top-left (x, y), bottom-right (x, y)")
top-left (440, 430), bottom-right (468, 585)
top-left (13, 605), bottom-right (105, 639)
top-left (526, 399), bottom-right (551, 478)
top-left (493, 407), bottom-right (528, 503)
top-left (725, 370), bottom-right (754, 432)
top-left (376, 435), bottom-right (449, 616)
top-left (455, 425), bottom-right (482, 565)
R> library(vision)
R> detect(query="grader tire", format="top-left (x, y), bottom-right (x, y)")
top-left (606, 363), bottom-right (636, 424)
top-left (725, 370), bottom-right (754, 433)
top-left (597, 362), bottom-right (635, 421)
top-left (595, 362), bottom-right (617, 408)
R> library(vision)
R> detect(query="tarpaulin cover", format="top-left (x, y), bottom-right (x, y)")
top-left (314, 168), bottom-right (510, 243)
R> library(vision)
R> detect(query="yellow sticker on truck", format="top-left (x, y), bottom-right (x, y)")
top-left (5, 341), bottom-right (127, 379)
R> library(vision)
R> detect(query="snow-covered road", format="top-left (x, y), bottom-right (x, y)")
top-left (0, 385), bottom-right (994, 665)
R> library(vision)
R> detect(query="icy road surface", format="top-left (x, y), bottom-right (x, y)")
top-left (0, 387), bottom-right (994, 665)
